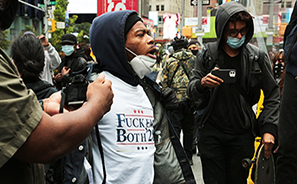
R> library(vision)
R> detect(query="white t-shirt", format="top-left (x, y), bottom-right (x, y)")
top-left (91, 71), bottom-right (155, 184)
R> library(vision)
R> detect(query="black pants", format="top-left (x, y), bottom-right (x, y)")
top-left (169, 100), bottom-right (194, 160)
top-left (198, 122), bottom-right (254, 184)
top-left (276, 72), bottom-right (297, 184)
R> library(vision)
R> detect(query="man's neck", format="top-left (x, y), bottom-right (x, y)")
top-left (222, 44), bottom-right (241, 57)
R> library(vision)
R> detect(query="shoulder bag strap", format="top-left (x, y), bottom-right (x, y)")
top-left (167, 56), bottom-right (181, 87)
top-left (95, 124), bottom-right (107, 184)
top-left (168, 56), bottom-right (191, 87)
top-left (168, 56), bottom-right (180, 88)
top-left (166, 111), bottom-right (196, 184)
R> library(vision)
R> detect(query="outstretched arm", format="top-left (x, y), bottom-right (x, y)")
top-left (14, 73), bottom-right (114, 163)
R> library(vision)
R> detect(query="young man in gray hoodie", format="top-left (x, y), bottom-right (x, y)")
top-left (187, 2), bottom-right (279, 183)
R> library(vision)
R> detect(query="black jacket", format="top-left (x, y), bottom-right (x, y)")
top-left (187, 2), bottom-right (279, 138)
top-left (26, 80), bottom-right (57, 100)
top-left (56, 49), bottom-right (88, 89)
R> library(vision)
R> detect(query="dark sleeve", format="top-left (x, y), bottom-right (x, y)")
top-left (260, 50), bottom-right (280, 138)
top-left (0, 50), bottom-right (42, 168)
top-left (75, 57), bottom-right (88, 72)
top-left (284, 1), bottom-right (297, 45)
top-left (187, 46), bottom-right (210, 101)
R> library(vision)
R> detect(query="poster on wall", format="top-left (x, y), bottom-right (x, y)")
top-left (97, 0), bottom-right (138, 16)
top-left (185, 17), bottom-right (210, 33)
top-left (202, 17), bottom-right (210, 33)
top-left (163, 14), bottom-right (179, 39)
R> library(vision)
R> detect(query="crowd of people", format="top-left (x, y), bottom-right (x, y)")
top-left (1, 0), bottom-right (297, 183)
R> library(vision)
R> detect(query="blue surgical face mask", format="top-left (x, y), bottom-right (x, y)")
top-left (226, 35), bottom-right (246, 49)
top-left (62, 45), bottom-right (75, 56)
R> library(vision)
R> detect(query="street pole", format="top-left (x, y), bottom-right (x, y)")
top-left (266, 0), bottom-right (274, 49)
top-left (138, 0), bottom-right (142, 18)
top-left (196, 0), bottom-right (204, 44)
top-left (181, 0), bottom-right (185, 34)
top-left (44, 0), bottom-right (49, 40)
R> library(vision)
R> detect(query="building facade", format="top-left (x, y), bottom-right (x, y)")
top-left (149, 0), bottom-right (194, 41)
top-left (8, 1), bottom-right (45, 42)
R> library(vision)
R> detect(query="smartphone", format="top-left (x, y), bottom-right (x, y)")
top-left (211, 69), bottom-right (237, 83)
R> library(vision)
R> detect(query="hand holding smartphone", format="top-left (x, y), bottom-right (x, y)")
top-left (211, 69), bottom-right (237, 83)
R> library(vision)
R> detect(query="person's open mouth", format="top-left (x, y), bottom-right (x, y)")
top-left (146, 47), bottom-right (157, 59)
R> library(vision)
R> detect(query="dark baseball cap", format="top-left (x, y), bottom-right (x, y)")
top-left (61, 34), bottom-right (77, 45)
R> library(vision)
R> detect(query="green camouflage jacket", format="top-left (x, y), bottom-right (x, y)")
top-left (160, 48), bottom-right (195, 102)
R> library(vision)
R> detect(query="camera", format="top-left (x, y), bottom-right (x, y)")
top-left (62, 73), bottom-right (89, 106)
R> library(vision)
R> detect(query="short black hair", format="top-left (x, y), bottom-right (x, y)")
top-left (227, 11), bottom-right (253, 30)
top-left (11, 34), bottom-right (45, 83)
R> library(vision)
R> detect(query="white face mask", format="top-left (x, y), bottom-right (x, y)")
top-left (125, 47), bottom-right (156, 79)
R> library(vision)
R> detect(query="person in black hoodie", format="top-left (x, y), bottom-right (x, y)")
top-left (11, 32), bottom-right (57, 99)
top-left (54, 34), bottom-right (88, 89)
top-left (89, 10), bottom-right (195, 184)
top-left (187, 2), bottom-right (279, 183)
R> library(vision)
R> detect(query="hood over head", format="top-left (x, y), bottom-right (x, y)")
top-left (215, 1), bottom-right (254, 48)
top-left (90, 10), bottom-right (141, 86)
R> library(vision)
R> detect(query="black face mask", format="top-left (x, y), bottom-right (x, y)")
top-left (0, 0), bottom-right (18, 30)
top-left (191, 50), bottom-right (198, 56)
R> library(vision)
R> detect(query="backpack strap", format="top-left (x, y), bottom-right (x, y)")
top-left (167, 56), bottom-right (191, 87)
top-left (247, 43), bottom-right (264, 78)
top-left (95, 124), bottom-right (107, 184)
top-left (207, 42), bottom-right (218, 60)
top-left (204, 42), bottom-right (218, 73)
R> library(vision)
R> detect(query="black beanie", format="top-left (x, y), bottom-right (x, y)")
top-left (124, 13), bottom-right (142, 36)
